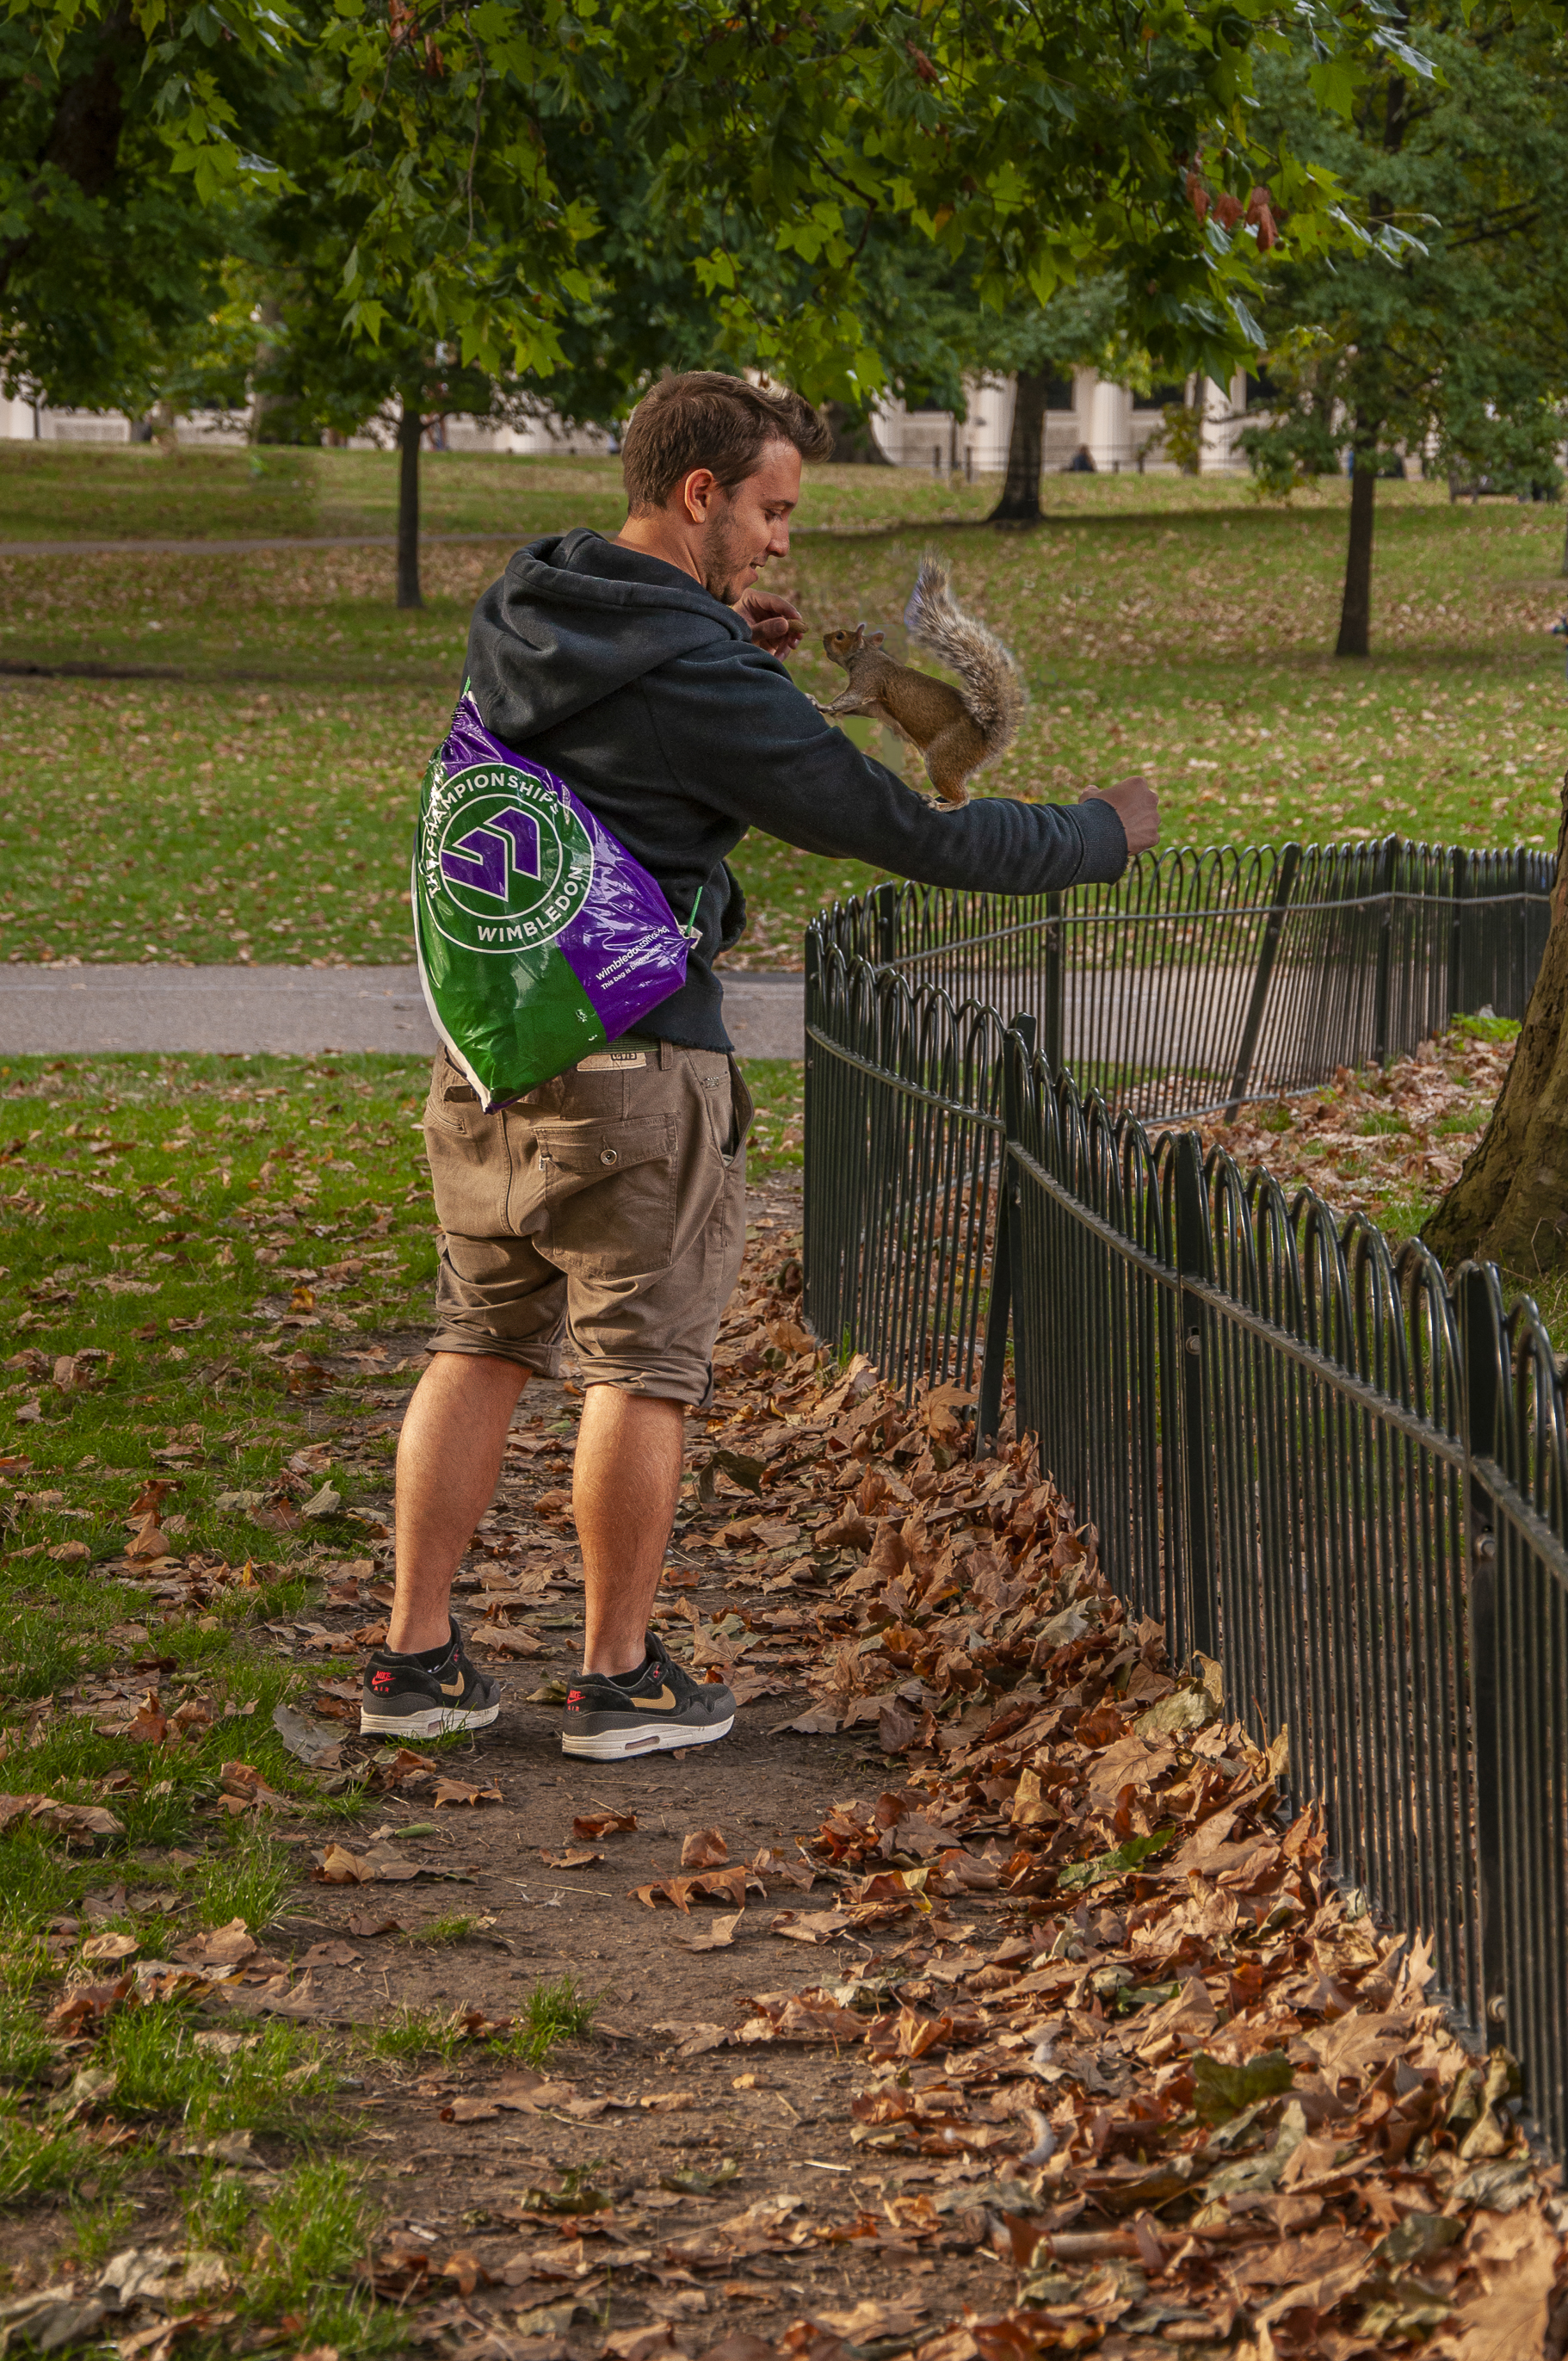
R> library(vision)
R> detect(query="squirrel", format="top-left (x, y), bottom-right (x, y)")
top-left (819, 553), bottom-right (1024, 804)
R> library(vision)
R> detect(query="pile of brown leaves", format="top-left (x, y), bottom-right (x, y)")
top-left (597, 1204), bottom-right (1567, 2360)
top-left (1199, 1023), bottom-right (1512, 1230)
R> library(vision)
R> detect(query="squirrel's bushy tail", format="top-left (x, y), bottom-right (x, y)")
top-left (903, 554), bottom-right (1024, 770)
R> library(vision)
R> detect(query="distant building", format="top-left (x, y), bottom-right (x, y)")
top-left (0, 368), bottom-right (1256, 469)
top-left (870, 368), bottom-right (1255, 475)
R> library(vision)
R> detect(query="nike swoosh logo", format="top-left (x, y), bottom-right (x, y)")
top-left (633, 1687), bottom-right (678, 1711)
top-left (438, 1674), bottom-right (465, 1698)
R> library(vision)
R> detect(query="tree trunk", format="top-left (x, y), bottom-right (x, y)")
top-left (397, 399), bottom-right (423, 611)
top-left (1423, 776), bottom-right (1568, 1276)
top-left (1337, 444), bottom-right (1377, 658)
top-left (988, 370), bottom-right (1047, 525)
top-left (820, 402), bottom-right (891, 464)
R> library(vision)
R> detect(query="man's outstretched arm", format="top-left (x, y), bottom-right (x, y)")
top-left (651, 639), bottom-right (1157, 892)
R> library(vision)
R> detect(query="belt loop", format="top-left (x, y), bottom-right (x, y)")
top-left (659, 1038), bottom-right (674, 1071)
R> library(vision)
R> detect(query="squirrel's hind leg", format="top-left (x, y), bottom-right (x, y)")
top-left (923, 716), bottom-right (987, 805)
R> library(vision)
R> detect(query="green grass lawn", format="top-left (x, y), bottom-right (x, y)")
top-left (0, 1048), bottom-right (674, 2345)
top-left (0, 456), bottom-right (1564, 969)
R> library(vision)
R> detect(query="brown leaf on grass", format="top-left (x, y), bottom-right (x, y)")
top-left (127, 1477), bottom-right (180, 1520)
top-left (81, 1931), bottom-right (139, 1963)
top-left (175, 1919), bottom-right (258, 1969)
top-left (250, 1499), bottom-right (303, 1531)
top-left (680, 1827), bottom-right (729, 1868)
top-left (219, 1761), bottom-right (294, 1814)
top-left (345, 1911), bottom-right (404, 1938)
top-left (572, 1810), bottom-right (636, 1839)
top-left (632, 1865), bottom-right (756, 1913)
top-left (0, 1793), bottom-right (123, 1843)
top-left (671, 1912), bottom-right (744, 1953)
top-left (126, 1517), bottom-right (172, 1561)
top-left (431, 1778), bottom-right (503, 1808)
top-left (270, 1702), bottom-right (343, 1769)
top-left (312, 1844), bottom-right (378, 1886)
top-left (46, 1974), bottom-right (133, 2032)
top-left (297, 1940), bottom-right (362, 1970)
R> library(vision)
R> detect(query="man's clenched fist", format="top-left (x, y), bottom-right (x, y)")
top-left (1081, 774), bottom-right (1159, 857)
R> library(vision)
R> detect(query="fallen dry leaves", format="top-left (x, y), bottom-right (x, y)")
top-left (1200, 1023), bottom-right (1513, 1227)
top-left (558, 1215), bottom-right (1568, 2361)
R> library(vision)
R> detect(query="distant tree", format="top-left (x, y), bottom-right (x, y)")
top-left (972, 278), bottom-right (1133, 524)
top-left (0, 0), bottom-right (296, 417)
top-left (1239, 5), bottom-right (1568, 658)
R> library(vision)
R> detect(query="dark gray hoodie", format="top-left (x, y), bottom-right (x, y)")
top-left (466, 528), bottom-right (1128, 1051)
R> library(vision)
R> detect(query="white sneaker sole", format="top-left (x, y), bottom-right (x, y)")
top-left (359, 1701), bottom-right (500, 1739)
top-left (560, 1713), bottom-right (734, 1761)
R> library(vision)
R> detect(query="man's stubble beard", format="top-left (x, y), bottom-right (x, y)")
top-left (698, 501), bottom-right (755, 606)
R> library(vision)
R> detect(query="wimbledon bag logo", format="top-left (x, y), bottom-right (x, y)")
top-left (420, 761), bottom-right (595, 955)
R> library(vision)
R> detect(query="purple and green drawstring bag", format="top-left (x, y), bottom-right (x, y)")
top-left (412, 686), bottom-right (696, 1112)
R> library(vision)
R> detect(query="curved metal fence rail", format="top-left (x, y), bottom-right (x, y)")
top-left (803, 836), bottom-right (1568, 2157)
top-left (814, 835), bottom-right (1553, 1124)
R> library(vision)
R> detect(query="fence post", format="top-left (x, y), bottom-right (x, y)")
top-left (1459, 1263), bottom-right (1508, 2038)
top-left (1172, 1132), bottom-right (1219, 1663)
top-left (1448, 844), bottom-right (1468, 1023)
top-left (1223, 843), bottom-right (1301, 1119)
top-left (869, 880), bottom-right (899, 969)
top-left (1041, 892), bottom-right (1064, 1077)
top-left (1372, 836), bottom-right (1400, 1067)
top-left (976, 1015), bottom-right (1036, 1456)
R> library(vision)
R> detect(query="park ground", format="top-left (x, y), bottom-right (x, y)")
top-left (2, 454), bottom-right (1566, 2356)
top-left (0, 450), bottom-right (1565, 968)
top-left (2, 1043), bottom-right (1563, 2360)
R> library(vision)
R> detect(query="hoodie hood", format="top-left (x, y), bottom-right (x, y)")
top-left (472, 528), bottom-right (750, 740)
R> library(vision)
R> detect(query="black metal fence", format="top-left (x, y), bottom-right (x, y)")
top-left (803, 836), bottom-right (1568, 2157)
top-left (813, 835), bottom-right (1553, 1124)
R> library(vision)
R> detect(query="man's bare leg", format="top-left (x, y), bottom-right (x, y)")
top-left (573, 1388), bottom-right (684, 1676)
top-left (388, 1352), bottom-right (528, 1655)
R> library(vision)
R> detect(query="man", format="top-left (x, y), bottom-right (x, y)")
top-left (361, 370), bottom-right (1158, 1762)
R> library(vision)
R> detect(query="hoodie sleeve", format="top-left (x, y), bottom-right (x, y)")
top-left (639, 634), bottom-right (1128, 891)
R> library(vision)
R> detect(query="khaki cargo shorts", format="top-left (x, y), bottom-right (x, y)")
top-left (421, 1038), bottom-right (754, 1409)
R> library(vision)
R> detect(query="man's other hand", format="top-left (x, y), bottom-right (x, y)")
top-left (734, 587), bottom-right (806, 657)
top-left (1081, 775), bottom-right (1159, 857)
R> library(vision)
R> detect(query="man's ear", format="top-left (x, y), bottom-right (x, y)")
top-left (682, 467), bottom-right (718, 522)
top-left (869, 631), bottom-right (885, 646)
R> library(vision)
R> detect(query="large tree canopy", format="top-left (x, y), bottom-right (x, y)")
top-left (0, 0), bottom-right (1428, 422)
top-left (1240, 1), bottom-right (1568, 655)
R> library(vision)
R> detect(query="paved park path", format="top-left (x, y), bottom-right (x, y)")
top-left (0, 961), bottom-right (806, 1059)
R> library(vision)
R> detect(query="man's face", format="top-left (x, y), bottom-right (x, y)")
top-left (689, 441), bottom-right (800, 603)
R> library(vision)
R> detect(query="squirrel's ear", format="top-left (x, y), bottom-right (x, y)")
top-left (869, 630), bottom-right (885, 646)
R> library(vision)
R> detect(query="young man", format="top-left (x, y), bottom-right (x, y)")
top-left (361, 370), bottom-right (1158, 1761)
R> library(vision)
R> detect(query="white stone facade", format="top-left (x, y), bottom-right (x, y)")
top-left (0, 370), bottom-right (1256, 470)
top-left (870, 368), bottom-right (1254, 475)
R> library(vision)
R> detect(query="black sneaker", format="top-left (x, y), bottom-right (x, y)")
top-left (561, 1632), bottom-right (734, 1761)
top-left (360, 1616), bottom-right (500, 1740)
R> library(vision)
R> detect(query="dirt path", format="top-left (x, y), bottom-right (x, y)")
top-left (6, 1157), bottom-right (1562, 2361)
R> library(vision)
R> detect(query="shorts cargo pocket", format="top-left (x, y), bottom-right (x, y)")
top-left (534, 1116), bottom-right (679, 1277)
top-left (422, 1063), bottom-right (510, 1238)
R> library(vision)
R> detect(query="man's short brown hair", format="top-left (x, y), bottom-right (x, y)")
top-left (621, 371), bottom-right (832, 514)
